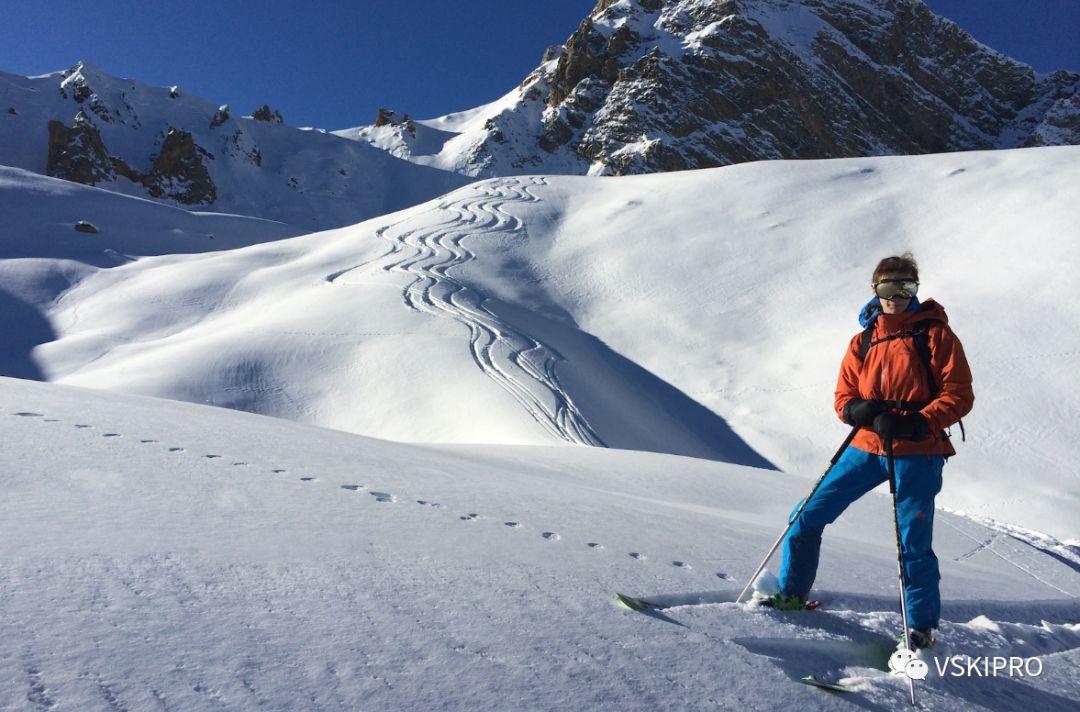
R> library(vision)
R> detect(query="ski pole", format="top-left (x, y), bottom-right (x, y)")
top-left (736, 424), bottom-right (861, 604)
top-left (885, 437), bottom-right (917, 707)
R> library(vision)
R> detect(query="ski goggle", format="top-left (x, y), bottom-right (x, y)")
top-left (873, 279), bottom-right (919, 299)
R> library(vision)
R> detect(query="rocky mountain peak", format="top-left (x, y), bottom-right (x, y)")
top-left (251, 104), bottom-right (284, 123)
top-left (373, 107), bottom-right (416, 134)
top-left (344, 0), bottom-right (1079, 177)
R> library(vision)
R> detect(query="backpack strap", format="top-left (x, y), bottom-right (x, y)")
top-left (859, 319), bottom-right (966, 448)
top-left (863, 320), bottom-right (937, 397)
top-left (858, 322), bottom-right (875, 361)
top-left (910, 319), bottom-right (938, 398)
top-left (914, 320), bottom-right (966, 444)
top-left (911, 320), bottom-right (966, 445)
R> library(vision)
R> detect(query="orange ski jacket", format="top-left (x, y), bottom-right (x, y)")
top-left (834, 298), bottom-right (974, 457)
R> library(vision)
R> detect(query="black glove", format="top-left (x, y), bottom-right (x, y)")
top-left (843, 398), bottom-right (886, 427)
top-left (872, 412), bottom-right (931, 441)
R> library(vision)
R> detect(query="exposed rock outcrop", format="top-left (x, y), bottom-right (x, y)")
top-left (46, 112), bottom-right (115, 185)
top-left (210, 104), bottom-right (230, 129)
top-left (373, 107), bottom-right (416, 135)
top-left (143, 127), bottom-right (217, 204)
top-left (46, 113), bottom-right (216, 204)
top-left (251, 104), bottom-right (283, 123)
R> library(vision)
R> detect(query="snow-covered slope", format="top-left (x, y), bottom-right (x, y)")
top-left (2, 376), bottom-right (1077, 710)
top-left (7, 145), bottom-right (1078, 541)
top-left (0, 61), bottom-right (469, 229)
top-left (0, 165), bottom-right (307, 382)
top-left (336, 0), bottom-right (1080, 178)
top-left (0, 165), bottom-right (304, 264)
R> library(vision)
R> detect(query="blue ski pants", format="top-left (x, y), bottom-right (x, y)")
top-left (778, 445), bottom-right (945, 629)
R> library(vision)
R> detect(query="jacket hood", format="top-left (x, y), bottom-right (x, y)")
top-left (858, 296), bottom-right (948, 331)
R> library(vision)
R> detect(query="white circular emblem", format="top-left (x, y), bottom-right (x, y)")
top-left (905, 659), bottom-right (929, 680)
top-left (889, 648), bottom-right (915, 675)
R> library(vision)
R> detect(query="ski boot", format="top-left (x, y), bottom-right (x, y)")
top-left (760, 593), bottom-right (818, 611)
top-left (900, 626), bottom-right (936, 651)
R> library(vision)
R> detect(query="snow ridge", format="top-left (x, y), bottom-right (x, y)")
top-left (329, 177), bottom-right (604, 446)
top-left (0, 61), bottom-right (469, 230)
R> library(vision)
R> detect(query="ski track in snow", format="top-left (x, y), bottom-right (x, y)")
top-left (328, 177), bottom-right (604, 447)
top-left (939, 517), bottom-right (1078, 597)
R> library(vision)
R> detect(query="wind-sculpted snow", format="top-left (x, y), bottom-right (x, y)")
top-left (330, 177), bottom-right (604, 447)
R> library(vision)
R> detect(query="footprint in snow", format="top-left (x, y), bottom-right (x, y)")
top-left (504, 521), bottom-right (521, 528)
top-left (140, 439), bottom-right (158, 443)
top-left (204, 454), bottom-right (222, 459)
top-left (629, 552), bottom-right (646, 561)
top-left (44, 418), bottom-right (59, 422)
top-left (271, 469), bottom-right (287, 474)
top-left (370, 492), bottom-right (395, 503)
top-left (25, 666), bottom-right (52, 708)
top-left (716, 572), bottom-right (733, 581)
top-left (12, 412), bottom-right (43, 417)
top-left (168, 447), bottom-right (184, 453)
top-left (74, 424), bottom-right (92, 429)
top-left (542, 532), bottom-right (560, 541)
top-left (416, 500), bottom-right (442, 508)
top-left (672, 561), bottom-right (691, 569)
top-left (341, 484), bottom-right (363, 491)
top-left (232, 462), bottom-right (248, 466)
top-left (459, 513), bottom-right (478, 521)
top-left (587, 542), bottom-right (604, 550)
top-left (299, 477), bottom-right (317, 482)
top-left (102, 433), bottom-right (120, 437)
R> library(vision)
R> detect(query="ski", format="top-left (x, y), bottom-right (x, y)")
top-left (612, 591), bottom-right (822, 611)
top-left (799, 675), bottom-right (853, 693)
top-left (613, 592), bottom-right (659, 611)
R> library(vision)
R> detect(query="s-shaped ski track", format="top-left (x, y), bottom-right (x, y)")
top-left (330, 177), bottom-right (604, 447)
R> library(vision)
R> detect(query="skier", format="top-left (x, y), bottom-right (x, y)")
top-left (767, 252), bottom-right (974, 650)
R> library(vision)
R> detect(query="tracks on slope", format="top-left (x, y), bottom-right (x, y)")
top-left (330, 177), bottom-right (604, 447)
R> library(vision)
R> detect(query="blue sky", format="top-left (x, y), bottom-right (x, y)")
top-left (2, 1), bottom-right (1077, 131)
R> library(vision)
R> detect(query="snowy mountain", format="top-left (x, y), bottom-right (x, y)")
top-left (5, 145), bottom-right (1078, 542)
top-left (0, 61), bottom-right (469, 229)
top-left (335, 0), bottom-right (1080, 177)
top-left (2, 375), bottom-right (1077, 710)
